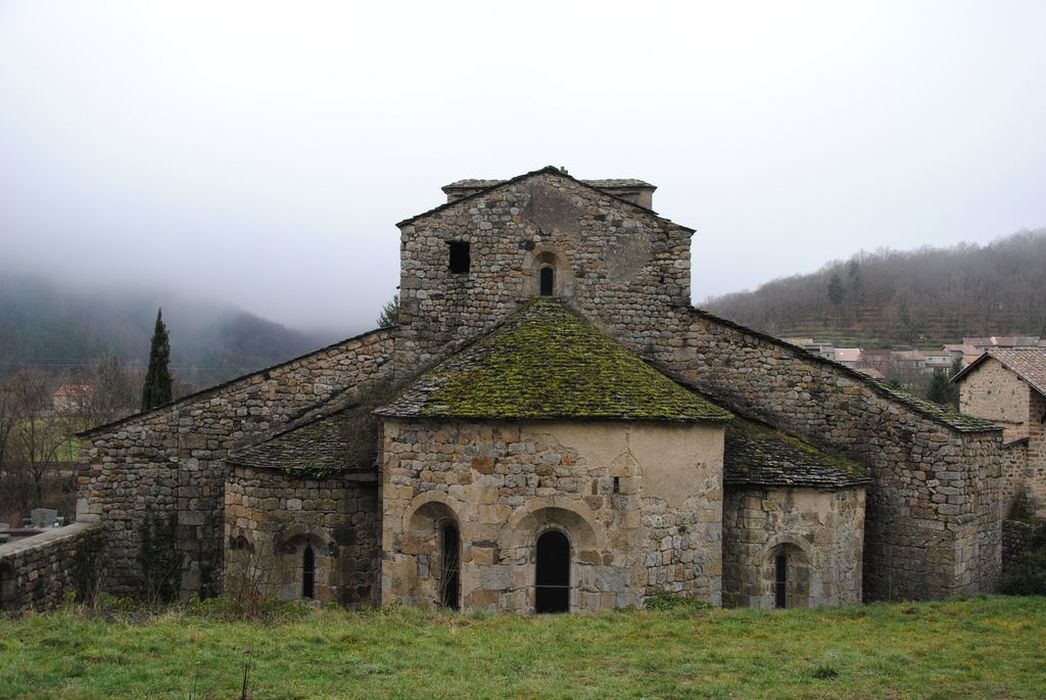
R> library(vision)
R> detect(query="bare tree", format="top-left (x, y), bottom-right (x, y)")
top-left (5, 369), bottom-right (67, 510)
top-left (66, 352), bottom-right (141, 429)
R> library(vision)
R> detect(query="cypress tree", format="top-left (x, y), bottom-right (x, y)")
top-left (141, 308), bottom-right (173, 411)
top-left (377, 293), bottom-right (399, 328)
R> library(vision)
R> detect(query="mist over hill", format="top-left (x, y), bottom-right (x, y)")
top-left (701, 230), bottom-right (1046, 348)
top-left (0, 272), bottom-right (348, 389)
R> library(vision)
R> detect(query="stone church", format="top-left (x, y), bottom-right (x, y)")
top-left (76, 167), bottom-right (1005, 613)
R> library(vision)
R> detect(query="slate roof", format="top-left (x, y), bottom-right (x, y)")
top-left (377, 298), bottom-right (733, 423)
top-left (724, 418), bottom-right (871, 489)
top-left (226, 379), bottom-right (398, 475)
top-left (952, 347), bottom-right (1046, 397)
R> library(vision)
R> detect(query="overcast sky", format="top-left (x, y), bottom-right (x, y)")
top-left (2, 1), bottom-right (1045, 333)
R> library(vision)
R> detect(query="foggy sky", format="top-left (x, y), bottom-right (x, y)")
top-left (2, 1), bottom-right (1045, 334)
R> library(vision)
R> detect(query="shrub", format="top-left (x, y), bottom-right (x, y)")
top-left (645, 591), bottom-right (711, 612)
top-left (999, 549), bottom-right (1046, 596)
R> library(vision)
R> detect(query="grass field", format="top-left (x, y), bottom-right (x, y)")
top-left (0, 596), bottom-right (1043, 699)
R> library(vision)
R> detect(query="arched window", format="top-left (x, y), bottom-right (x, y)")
top-left (774, 553), bottom-right (788, 608)
top-left (302, 545), bottom-right (316, 599)
top-left (768, 544), bottom-right (810, 609)
top-left (535, 530), bottom-right (570, 613)
top-left (539, 266), bottom-right (554, 296)
top-left (440, 523), bottom-right (460, 610)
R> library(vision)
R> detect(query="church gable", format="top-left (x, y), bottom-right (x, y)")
top-left (395, 168), bottom-right (695, 368)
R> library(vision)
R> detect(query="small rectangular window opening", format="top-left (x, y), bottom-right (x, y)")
top-left (612, 477), bottom-right (621, 494)
top-left (449, 241), bottom-right (470, 274)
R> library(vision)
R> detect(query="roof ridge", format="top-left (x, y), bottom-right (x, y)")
top-left (395, 166), bottom-right (693, 232)
top-left (78, 326), bottom-right (394, 438)
top-left (689, 307), bottom-right (1000, 433)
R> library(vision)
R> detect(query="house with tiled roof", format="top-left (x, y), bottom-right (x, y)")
top-left (54, 167), bottom-right (1008, 616)
top-left (953, 347), bottom-right (1046, 516)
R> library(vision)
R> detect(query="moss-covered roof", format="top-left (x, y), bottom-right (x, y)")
top-left (377, 299), bottom-right (733, 423)
top-left (724, 418), bottom-right (871, 489)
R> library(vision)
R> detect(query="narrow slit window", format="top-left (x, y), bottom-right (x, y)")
top-left (612, 477), bottom-right (621, 494)
top-left (440, 524), bottom-right (461, 610)
top-left (774, 554), bottom-right (787, 608)
top-left (449, 241), bottom-right (470, 274)
top-left (303, 545), bottom-right (316, 599)
top-left (540, 266), bottom-right (554, 296)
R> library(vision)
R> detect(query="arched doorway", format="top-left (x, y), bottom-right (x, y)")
top-left (539, 266), bottom-right (555, 296)
top-left (440, 523), bottom-right (461, 610)
top-left (535, 530), bottom-right (570, 613)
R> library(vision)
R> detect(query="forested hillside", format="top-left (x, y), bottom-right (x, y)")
top-left (0, 273), bottom-right (340, 389)
top-left (702, 230), bottom-right (1046, 347)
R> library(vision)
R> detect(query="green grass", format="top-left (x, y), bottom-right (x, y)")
top-left (0, 597), bottom-right (1043, 699)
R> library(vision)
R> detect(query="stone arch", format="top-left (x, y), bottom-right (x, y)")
top-left (501, 502), bottom-right (611, 613)
top-left (522, 247), bottom-right (574, 299)
top-left (761, 536), bottom-right (813, 609)
top-left (269, 524), bottom-right (337, 602)
top-left (404, 494), bottom-right (467, 608)
top-left (274, 523), bottom-right (335, 557)
top-left (502, 500), bottom-right (609, 565)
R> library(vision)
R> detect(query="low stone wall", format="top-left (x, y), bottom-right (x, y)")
top-left (78, 329), bottom-right (394, 599)
top-left (722, 487), bottom-right (865, 608)
top-left (1001, 519), bottom-right (1043, 574)
top-left (0, 523), bottom-right (105, 614)
top-left (224, 465), bottom-right (381, 607)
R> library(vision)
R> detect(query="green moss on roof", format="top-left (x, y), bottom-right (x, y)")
top-left (378, 299), bottom-right (733, 423)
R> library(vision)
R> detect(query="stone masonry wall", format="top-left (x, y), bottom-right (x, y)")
top-left (78, 329), bottom-right (394, 598)
top-left (1000, 441), bottom-right (1029, 517)
top-left (656, 312), bottom-right (1003, 601)
top-left (1027, 390), bottom-right (1046, 517)
top-left (722, 487), bottom-right (865, 609)
top-left (959, 360), bottom-right (1030, 442)
top-left (224, 466), bottom-right (380, 607)
top-left (397, 169), bottom-right (1005, 601)
top-left (381, 419), bottom-right (724, 612)
top-left (1001, 519), bottom-right (1043, 574)
top-left (0, 523), bottom-right (105, 613)
top-left (396, 170), bottom-right (694, 371)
